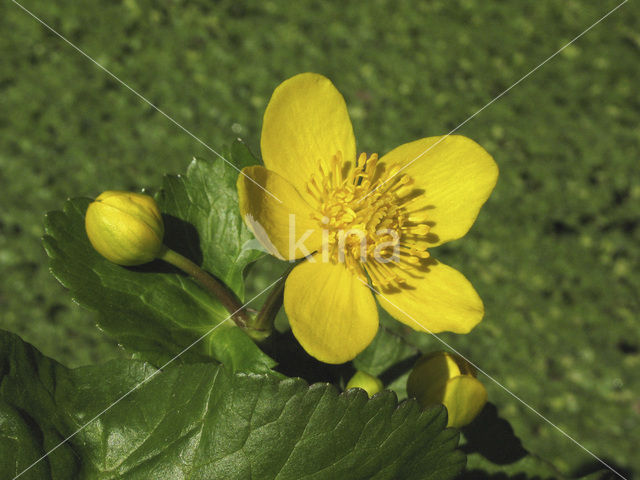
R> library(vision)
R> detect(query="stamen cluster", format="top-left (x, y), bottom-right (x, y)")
top-left (306, 152), bottom-right (431, 289)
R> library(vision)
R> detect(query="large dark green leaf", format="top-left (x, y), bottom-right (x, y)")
top-left (0, 401), bottom-right (65, 480)
top-left (0, 330), bottom-right (465, 480)
top-left (42, 143), bottom-right (273, 372)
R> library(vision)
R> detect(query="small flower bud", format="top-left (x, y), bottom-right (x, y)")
top-left (85, 191), bottom-right (164, 266)
top-left (407, 351), bottom-right (487, 428)
top-left (346, 370), bottom-right (384, 397)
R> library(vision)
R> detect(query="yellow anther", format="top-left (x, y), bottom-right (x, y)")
top-left (306, 152), bottom-right (431, 284)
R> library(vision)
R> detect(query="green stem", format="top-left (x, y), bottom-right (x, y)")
top-left (248, 262), bottom-right (297, 337)
top-left (159, 247), bottom-right (250, 328)
top-left (252, 278), bottom-right (285, 332)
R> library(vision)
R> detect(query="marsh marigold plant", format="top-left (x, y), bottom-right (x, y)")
top-left (238, 73), bottom-right (498, 364)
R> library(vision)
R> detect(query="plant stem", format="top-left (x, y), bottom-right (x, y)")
top-left (159, 247), bottom-right (250, 328)
top-left (248, 262), bottom-right (297, 336)
top-left (251, 278), bottom-right (285, 332)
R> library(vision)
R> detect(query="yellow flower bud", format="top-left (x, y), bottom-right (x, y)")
top-left (85, 191), bottom-right (164, 266)
top-left (346, 370), bottom-right (384, 397)
top-left (407, 351), bottom-right (487, 428)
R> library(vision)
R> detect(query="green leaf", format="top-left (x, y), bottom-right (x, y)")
top-left (42, 143), bottom-right (274, 372)
top-left (353, 311), bottom-right (420, 398)
top-left (0, 332), bottom-right (81, 479)
top-left (1, 330), bottom-right (465, 480)
top-left (206, 325), bottom-right (280, 375)
top-left (354, 323), bottom-right (419, 377)
top-left (0, 401), bottom-right (64, 480)
top-left (157, 140), bottom-right (264, 298)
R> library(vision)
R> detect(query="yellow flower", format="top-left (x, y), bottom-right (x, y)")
top-left (238, 73), bottom-right (498, 364)
top-left (346, 370), bottom-right (384, 397)
top-left (85, 191), bottom-right (164, 266)
top-left (407, 351), bottom-right (487, 428)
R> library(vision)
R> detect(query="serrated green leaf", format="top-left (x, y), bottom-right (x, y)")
top-left (206, 325), bottom-right (281, 375)
top-left (43, 143), bottom-right (274, 372)
top-left (1, 330), bottom-right (465, 480)
top-left (44, 198), bottom-right (222, 358)
top-left (157, 140), bottom-right (264, 297)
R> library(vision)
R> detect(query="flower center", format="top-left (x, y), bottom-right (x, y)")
top-left (305, 151), bottom-right (431, 289)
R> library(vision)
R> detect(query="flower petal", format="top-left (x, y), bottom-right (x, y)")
top-left (376, 259), bottom-right (483, 334)
top-left (380, 135), bottom-right (498, 247)
top-left (406, 352), bottom-right (462, 406)
top-left (442, 376), bottom-right (488, 428)
top-left (261, 73), bottom-right (356, 201)
top-left (237, 166), bottom-right (322, 260)
top-left (284, 259), bottom-right (378, 364)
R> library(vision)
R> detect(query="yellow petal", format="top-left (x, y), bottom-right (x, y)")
top-left (237, 166), bottom-right (322, 260)
top-left (406, 352), bottom-right (487, 427)
top-left (442, 376), bottom-right (487, 428)
top-left (380, 135), bottom-right (498, 247)
top-left (376, 259), bottom-right (484, 334)
top-left (407, 352), bottom-right (462, 404)
top-left (413, 351), bottom-right (478, 377)
top-left (261, 73), bottom-right (356, 202)
top-left (284, 259), bottom-right (378, 364)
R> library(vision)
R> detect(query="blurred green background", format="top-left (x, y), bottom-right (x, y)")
top-left (1, 0), bottom-right (638, 477)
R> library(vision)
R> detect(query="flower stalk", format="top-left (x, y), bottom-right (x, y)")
top-left (246, 262), bottom-right (297, 340)
top-left (159, 247), bottom-right (252, 328)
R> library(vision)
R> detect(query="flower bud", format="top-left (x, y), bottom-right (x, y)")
top-left (346, 370), bottom-right (384, 397)
top-left (407, 351), bottom-right (487, 428)
top-left (85, 191), bottom-right (164, 266)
